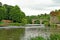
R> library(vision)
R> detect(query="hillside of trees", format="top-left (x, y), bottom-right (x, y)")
top-left (0, 2), bottom-right (28, 26)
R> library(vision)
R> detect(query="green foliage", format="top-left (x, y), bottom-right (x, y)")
top-left (50, 23), bottom-right (57, 28)
top-left (30, 33), bottom-right (60, 40)
top-left (0, 2), bottom-right (2, 6)
top-left (30, 36), bottom-right (45, 40)
top-left (50, 33), bottom-right (60, 40)
top-left (42, 21), bottom-right (50, 26)
top-left (26, 16), bottom-right (32, 24)
top-left (0, 6), bottom-right (6, 20)
top-left (0, 2), bottom-right (26, 24)
top-left (8, 23), bottom-right (22, 26)
top-left (21, 18), bottom-right (27, 25)
top-left (9, 5), bottom-right (21, 22)
top-left (0, 21), bottom-right (5, 25)
top-left (3, 4), bottom-right (14, 20)
top-left (34, 20), bottom-right (40, 24)
top-left (26, 14), bottom-right (50, 24)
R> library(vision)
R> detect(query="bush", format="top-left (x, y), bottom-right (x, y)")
top-left (50, 23), bottom-right (57, 28)
top-left (30, 36), bottom-right (45, 40)
top-left (0, 21), bottom-right (6, 26)
top-left (8, 23), bottom-right (25, 26)
top-left (30, 33), bottom-right (60, 40)
top-left (50, 33), bottom-right (60, 40)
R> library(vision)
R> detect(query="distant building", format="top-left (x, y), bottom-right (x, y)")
top-left (50, 11), bottom-right (60, 24)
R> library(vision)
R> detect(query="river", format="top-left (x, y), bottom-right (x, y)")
top-left (0, 24), bottom-right (50, 40)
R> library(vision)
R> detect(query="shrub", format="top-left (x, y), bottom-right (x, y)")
top-left (30, 36), bottom-right (45, 40)
top-left (50, 33), bottom-right (60, 40)
top-left (8, 23), bottom-right (20, 26)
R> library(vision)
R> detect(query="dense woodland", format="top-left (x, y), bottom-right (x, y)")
top-left (0, 2), bottom-right (26, 24)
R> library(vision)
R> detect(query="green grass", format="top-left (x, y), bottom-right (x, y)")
top-left (8, 23), bottom-right (22, 26)
top-left (0, 21), bottom-right (26, 26)
top-left (0, 22), bottom-right (4, 24)
top-left (0, 28), bottom-right (25, 40)
top-left (0, 21), bottom-right (6, 26)
top-left (8, 23), bottom-right (25, 26)
top-left (0, 23), bottom-right (25, 26)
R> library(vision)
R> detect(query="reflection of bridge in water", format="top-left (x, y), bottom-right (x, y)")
top-left (23, 24), bottom-right (50, 40)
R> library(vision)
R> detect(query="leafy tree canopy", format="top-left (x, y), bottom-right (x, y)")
top-left (0, 2), bottom-right (26, 23)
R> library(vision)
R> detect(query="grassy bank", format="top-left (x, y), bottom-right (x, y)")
top-left (8, 23), bottom-right (25, 26)
top-left (0, 22), bottom-right (26, 26)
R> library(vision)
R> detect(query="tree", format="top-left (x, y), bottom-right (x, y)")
top-left (3, 4), bottom-right (14, 20)
top-left (0, 2), bottom-right (2, 7)
top-left (9, 5), bottom-right (26, 23)
top-left (0, 6), bottom-right (6, 20)
top-left (22, 18), bottom-right (27, 25)
top-left (34, 20), bottom-right (40, 24)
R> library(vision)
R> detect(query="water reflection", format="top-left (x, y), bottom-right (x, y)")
top-left (0, 28), bottom-right (25, 40)
top-left (24, 28), bottom-right (50, 40)
top-left (0, 24), bottom-right (50, 40)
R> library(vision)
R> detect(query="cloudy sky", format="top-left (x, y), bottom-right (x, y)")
top-left (0, 0), bottom-right (60, 16)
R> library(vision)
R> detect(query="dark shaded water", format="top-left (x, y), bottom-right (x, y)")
top-left (0, 28), bottom-right (25, 40)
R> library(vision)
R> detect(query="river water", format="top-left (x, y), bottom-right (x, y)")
top-left (21, 24), bottom-right (50, 40)
top-left (0, 24), bottom-right (50, 40)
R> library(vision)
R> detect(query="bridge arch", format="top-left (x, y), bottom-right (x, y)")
top-left (32, 19), bottom-right (43, 24)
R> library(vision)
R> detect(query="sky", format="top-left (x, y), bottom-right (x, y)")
top-left (0, 0), bottom-right (60, 16)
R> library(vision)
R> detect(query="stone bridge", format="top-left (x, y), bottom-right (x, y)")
top-left (32, 19), bottom-right (48, 24)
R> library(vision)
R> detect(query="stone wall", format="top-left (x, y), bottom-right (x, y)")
top-left (50, 16), bottom-right (60, 24)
